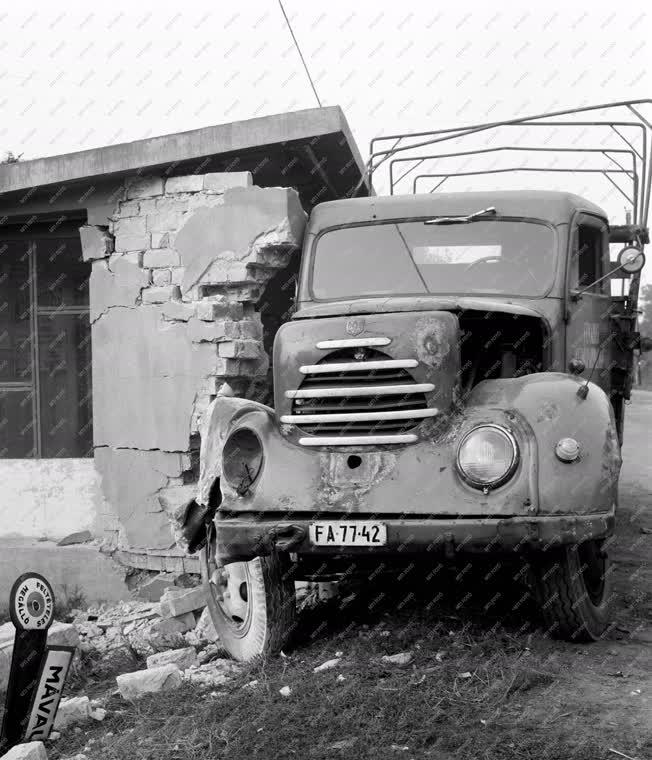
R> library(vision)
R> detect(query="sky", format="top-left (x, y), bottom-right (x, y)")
top-left (1, 0), bottom-right (651, 282)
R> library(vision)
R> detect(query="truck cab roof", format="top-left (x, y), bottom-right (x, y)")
top-left (308, 190), bottom-right (608, 232)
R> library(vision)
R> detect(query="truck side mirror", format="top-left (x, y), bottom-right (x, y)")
top-left (617, 245), bottom-right (646, 274)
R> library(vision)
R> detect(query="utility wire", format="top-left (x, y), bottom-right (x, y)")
top-left (277, 0), bottom-right (322, 108)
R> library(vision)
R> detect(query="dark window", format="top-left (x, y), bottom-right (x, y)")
top-left (571, 224), bottom-right (606, 293)
top-left (0, 230), bottom-right (92, 458)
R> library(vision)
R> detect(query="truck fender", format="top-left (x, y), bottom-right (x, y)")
top-left (466, 373), bottom-right (621, 515)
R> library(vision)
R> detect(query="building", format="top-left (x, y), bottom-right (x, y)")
top-left (0, 106), bottom-right (367, 572)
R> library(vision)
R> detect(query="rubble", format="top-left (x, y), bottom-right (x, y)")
top-left (146, 647), bottom-right (198, 671)
top-left (188, 607), bottom-right (218, 644)
top-left (159, 586), bottom-right (206, 618)
top-left (183, 659), bottom-right (241, 688)
top-left (116, 664), bottom-right (183, 699)
top-left (1, 742), bottom-right (48, 760)
top-left (135, 573), bottom-right (179, 602)
top-left (381, 652), bottom-right (414, 666)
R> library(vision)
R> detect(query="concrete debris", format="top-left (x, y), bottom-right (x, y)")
top-left (183, 659), bottom-right (242, 688)
top-left (313, 658), bottom-right (341, 673)
top-left (147, 646), bottom-right (198, 671)
top-left (159, 586), bottom-right (206, 619)
top-left (279, 686), bottom-right (292, 697)
top-left (145, 613), bottom-right (196, 652)
top-left (53, 696), bottom-right (93, 730)
top-left (189, 607), bottom-right (219, 644)
top-left (381, 652), bottom-right (414, 667)
top-left (56, 530), bottom-right (93, 546)
top-left (116, 664), bottom-right (183, 700)
top-left (1, 742), bottom-right (48, 760)
top-left (198, 643), bottom-right (222, 664)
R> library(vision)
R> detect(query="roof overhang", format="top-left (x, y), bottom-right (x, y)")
top-left (0, 106), bottom-right (369, 213)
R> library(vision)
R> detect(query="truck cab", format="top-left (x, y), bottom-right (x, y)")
top-left (184, 103), bottom-right (649, 660)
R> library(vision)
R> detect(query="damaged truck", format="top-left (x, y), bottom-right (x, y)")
top-left (181, 101), bottom-right (650, 659)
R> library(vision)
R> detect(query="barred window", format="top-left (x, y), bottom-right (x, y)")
top-left (0, 227), bottom-right (92, 458)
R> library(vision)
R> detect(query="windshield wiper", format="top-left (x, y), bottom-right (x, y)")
top-left (424, 206), bottom-right (497, 225)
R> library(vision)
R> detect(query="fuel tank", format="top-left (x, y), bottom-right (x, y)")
top-left (273, 310), bottom-right (460, 447)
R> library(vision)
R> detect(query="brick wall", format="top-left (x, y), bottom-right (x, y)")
top-left (81, 172), bottom-right (306, 549)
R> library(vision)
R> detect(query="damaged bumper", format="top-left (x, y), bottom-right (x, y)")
top-left (213, 510), bottom-right (616, 564)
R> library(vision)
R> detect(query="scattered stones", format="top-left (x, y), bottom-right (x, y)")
top-left (159, 586), bottom-right (206, 619)
top-left (313, 658), bottom-right (341, 673)
top-left (183, 659), bottom-right (241, 688)
top-left (147, 646), bottom-right (198, 671)
top-left (57, 530), bottom-right (93, 546)
top-left (116, 664), bottom-right (183, 700)
top-left (1, 742), bottom-right (48, 760)
top-left (329, 739), bottom-right (356, 750)
top-left (279, 685), bottom-right (292, 697)
top-left (381, 652), bottom-right (414, 667)
top-left (145, 614), bottom-right (196, 652)
top-left (198, 643), bottom-right (222, 664)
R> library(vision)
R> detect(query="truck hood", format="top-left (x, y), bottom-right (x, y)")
top-left (294, 295), bottom-right (549, 321)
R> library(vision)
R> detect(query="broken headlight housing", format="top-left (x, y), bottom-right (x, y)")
top-left (222, 428), bottom-right (264, 496)
top-left (456, 424), bottom-right (518, 489)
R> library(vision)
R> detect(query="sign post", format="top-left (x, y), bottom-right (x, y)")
top-left (0, 573), bottom-right (55, 752)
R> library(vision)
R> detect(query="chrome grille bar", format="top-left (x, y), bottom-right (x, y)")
top-left (286, 383), bottom-right (434, 399)
top-left (281, 408), bottom-right (438, 424)
top-left (316, 337), bottom-right (391, 350)
top-left (299, 434), bottom-right (417, 446)
top-left (300, 359), bottom-right (418, 374)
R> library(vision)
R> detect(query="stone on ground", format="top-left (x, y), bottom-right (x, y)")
top-left (1, 742), bottom-right (48, 760)
top-left (116, 664), bottom-right (183, 700)
top-left (159, 586), bottom-right (206, 618)
top-left (183, 659), bottom-right (242, 687)
top-left (53, 696), bottom-right (92, 729)
top-left (145, 613), bottom-right (196, 652)
top-left (381, 652), bottom-right (413, 666)
top-left (146, 646), bottom-right (197, 671)
top-left (313, 658), bottom-right (341, 673)
top-left (188, 607), bottom-right (218, 644)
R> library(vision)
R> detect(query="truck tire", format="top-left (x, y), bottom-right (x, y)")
top-left (201, 545), bottom-right (297, 662)
top-left (532, 540), bottom-right (610, 641)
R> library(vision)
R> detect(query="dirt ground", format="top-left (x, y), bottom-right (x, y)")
top-left (40, 392), bottom-right (652, 760)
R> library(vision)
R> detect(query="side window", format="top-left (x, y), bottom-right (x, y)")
top-left (570, 222), bottom-right (607, 294)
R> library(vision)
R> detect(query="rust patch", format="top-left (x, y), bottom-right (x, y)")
top-left (415, 317), bottom-right (451, 369)
top-left (319, 451), bottom-right (396, 508)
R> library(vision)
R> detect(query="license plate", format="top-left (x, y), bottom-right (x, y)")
top-left (309, 521), bottom-right (387, 547)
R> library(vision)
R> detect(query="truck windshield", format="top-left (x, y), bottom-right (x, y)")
top-left (310, 219), bottom-right (556, 299)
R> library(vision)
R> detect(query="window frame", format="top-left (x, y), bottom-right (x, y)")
top-left (567, 213), bottom-right (611, 298)
top-left (0, 227), bottom-right (90, 458)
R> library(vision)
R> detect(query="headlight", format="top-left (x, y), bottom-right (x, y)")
top-left (456, 425), bottom-right (518, 489)
top-left (222, 428), bottom-right (264, 495)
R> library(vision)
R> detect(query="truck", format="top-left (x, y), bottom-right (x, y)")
top-left (179, 100), bottom-right (650, 660)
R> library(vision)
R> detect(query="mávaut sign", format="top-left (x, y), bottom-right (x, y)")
top-left (24, 646), bottom-right (75, 741)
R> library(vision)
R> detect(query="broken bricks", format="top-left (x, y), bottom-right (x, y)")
top-left (116, 664), bottom-right (183, 700)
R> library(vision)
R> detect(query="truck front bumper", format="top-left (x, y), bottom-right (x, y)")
top-left (213, 510), bottom-right (615, 564)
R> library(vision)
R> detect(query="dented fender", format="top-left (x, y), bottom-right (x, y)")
top-left (467, 372), bottom-right (621, 515)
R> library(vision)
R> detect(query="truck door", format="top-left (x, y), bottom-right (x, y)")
top-left (565, 213), bottom-right (614, 399)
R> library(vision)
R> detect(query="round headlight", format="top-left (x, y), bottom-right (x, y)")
top-left (456, 425), bottom-right (518, 489)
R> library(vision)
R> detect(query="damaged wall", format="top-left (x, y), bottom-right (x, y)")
top-left (83, 172), bottom-right (306, 549)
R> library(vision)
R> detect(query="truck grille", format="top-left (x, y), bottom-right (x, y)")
top-left (281, 347), bottom-right (437, 444)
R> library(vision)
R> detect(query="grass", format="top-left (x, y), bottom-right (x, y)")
top-left (46, 597), bottom-right (634, 760)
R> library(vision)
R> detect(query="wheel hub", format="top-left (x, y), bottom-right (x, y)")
top-left (209, 563), bottom-right (252, 629)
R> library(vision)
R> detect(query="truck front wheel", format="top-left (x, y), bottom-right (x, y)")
top-left (200, 535), bottom-right (297, 661)
top-left (532, 540), bottom-right (611, 641)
